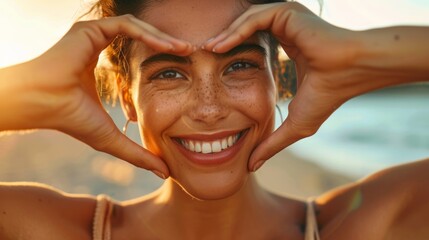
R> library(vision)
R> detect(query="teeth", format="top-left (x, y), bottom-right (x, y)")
top-left (195, 142), bottom-right (202, 153)
top-left (227, 136), bottom-right (233, 147)
top-left (202, 142), bottom-right (211, 154)
top-left (189, 141), bottom-right (195, 152)
top-left (221, 139), bottom-right (228, 149)
top-left (212, 141), bottom-right (222, 153)
top-left (178, 132), bottom-right (243, 154)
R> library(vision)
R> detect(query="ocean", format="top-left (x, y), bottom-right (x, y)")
top-left (277, 84), bottom-right (429, 178)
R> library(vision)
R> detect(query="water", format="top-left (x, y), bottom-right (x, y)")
top-left (276, 85), bottom-right (429, 178)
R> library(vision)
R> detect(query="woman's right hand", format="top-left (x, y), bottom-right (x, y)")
top-left (0, 15), bottom-right (194, 178)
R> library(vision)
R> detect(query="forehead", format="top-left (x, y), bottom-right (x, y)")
top-left (140, 0), bottom-right (249, 45)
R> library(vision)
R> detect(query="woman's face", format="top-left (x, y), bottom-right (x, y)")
top-left (125, 0), bottom-right (276, 200)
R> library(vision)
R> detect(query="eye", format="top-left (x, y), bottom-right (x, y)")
top-left (225, 61), bottom-right (258, 74)
top-left (151, 70), bottom-right (185, 80)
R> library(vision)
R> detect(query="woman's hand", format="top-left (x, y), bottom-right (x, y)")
top-left (0, 15), bottom-right (194, 178)
top-left (203, 2), bottom-right (429, 171)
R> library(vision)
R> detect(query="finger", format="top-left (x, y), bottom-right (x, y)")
top-left (249, 117), bottom-right (304, 171)
top-left (92, 127), bottom-right (170, 179)
top-left (60, 98), bottom-right (170, 178)
top-left (127, 16), bottom-right (194, 54)
top-left (75, 114), bottom-right (170, 178)
top-left (70, 15), bottom-right (192, 58)
top-left (203, 4), bottom-right (282, 52)
top-left (248, 61), bottom-right (309, 172)
top-left (248, 88), bottom-right (321, 171)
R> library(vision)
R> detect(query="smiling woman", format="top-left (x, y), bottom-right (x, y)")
top-left (112, 0), bottom-right (279, 202)
top-left (0, 0), bottom-right (429, 239)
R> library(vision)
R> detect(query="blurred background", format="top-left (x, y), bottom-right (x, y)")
top-left (0, 0), bottom-right (428, 200)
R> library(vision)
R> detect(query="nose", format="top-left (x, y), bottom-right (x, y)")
top-left (188, 74), bottom-right (228, 125)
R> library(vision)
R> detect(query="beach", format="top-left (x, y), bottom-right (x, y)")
top-left (0, 110), bottom-right (354, 200)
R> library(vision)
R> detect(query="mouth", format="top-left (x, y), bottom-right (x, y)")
top-left (174, 130), bottom-right (245, 154)
top-left (172, 129), bottom-right (249, 165)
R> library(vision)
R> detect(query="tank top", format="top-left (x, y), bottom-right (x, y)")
top-left (92, 195), bottom-right (320, 240)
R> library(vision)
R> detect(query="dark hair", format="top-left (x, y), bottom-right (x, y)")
top-left (89, 0), bottom-right (296, 104)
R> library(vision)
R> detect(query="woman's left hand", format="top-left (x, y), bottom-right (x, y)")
top-left (203, 2), bottom-right (429, 171)
top-left (203, 2), bottom-right (359, 171)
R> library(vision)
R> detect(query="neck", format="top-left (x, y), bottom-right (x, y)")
top-left (154, 175), bottom-right (277, 239)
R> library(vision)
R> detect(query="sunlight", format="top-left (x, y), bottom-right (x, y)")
top-left (323, 0), bottom-right (429, 29)
top-left (0, 0), bottom-right (428, 68)
top-left (0, 0), bottom-right (82, 67)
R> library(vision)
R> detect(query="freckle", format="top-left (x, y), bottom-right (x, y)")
top-left (2, 211), bottom-right (6, 215)
top-left (37, 198), bottom-right (42, 203)
top-left (394, 34), bottom-right (400, 41)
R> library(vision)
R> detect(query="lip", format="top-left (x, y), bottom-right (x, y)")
top-left (172, 129), bottom-right (249, 166)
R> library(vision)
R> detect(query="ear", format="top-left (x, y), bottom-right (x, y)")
top-left (118, 77), bottom-right (137, 122)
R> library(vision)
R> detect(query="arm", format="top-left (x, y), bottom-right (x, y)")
top-left (203, 2), bottom-right (429, 169)
top-left (0, 62), bottom-right (58, 131)
top-left (315, 158), bottom-right (429, 240)
top-left (0, 182), bottom-right (96, 239)
top-left (385, 158), bottom-right (429, 240)
top-left (347, 26), bottom-right (429, 96)
top-left (0, 15), bottom-right (194, 178)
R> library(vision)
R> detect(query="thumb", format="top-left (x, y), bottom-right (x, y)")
top-left (249, 88), bottom-right (321, 171)
top-left (92, 128), bottom-right (169, 179)
top-left (248, 118), bottom-right (305, 172)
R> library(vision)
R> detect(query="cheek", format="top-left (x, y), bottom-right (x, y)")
top-left (135, 90), bottom-right (186, 154)
top-left (228, 77), bottom-right (276, 125)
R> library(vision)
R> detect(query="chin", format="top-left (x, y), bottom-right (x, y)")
top-left (173, 169), bottom-right (250, 201)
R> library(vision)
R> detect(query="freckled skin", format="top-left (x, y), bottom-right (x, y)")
top-left (131, 48), bottom-right (276, 198)
top-left (121, 0), bottom-right (276, 201)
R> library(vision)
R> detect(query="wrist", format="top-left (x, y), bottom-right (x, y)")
top-left (354, 27), bottom-right (429, 88)
top-left (0, 61), bottom-right (64, 131)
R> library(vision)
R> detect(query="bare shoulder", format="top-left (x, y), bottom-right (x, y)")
top-left (0, 182), bottom-right (97, 240)
top-left (315, 158), bottom-right (429, 240)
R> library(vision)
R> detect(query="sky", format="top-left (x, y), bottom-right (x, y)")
top-left (0, 0), bottom-right (429, 68)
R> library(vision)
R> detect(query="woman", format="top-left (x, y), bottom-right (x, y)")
top-left (0, 0), bottom-right (428, 239)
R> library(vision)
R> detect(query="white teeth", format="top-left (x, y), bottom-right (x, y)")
top-left (189, 141), bottom-right (195, 152)
top-left (195, 142), bottom-right (202, 153)
top-left (212, 141), bottom-right (222, 153)
top-left (178, 132), bottom-right (243, 154)
top-left (202, 142), bottom-right (211, 154)
top-left (221, 139), bottom-right (228, 150)
top-left (227, 136), bottom-right (233, 147)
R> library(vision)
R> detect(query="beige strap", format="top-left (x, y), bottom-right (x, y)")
top-left (305, 199), bottom-right (321, 240)
top-left (93, 195), bottom-right (113, 240)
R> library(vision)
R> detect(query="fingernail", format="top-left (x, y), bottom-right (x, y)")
top-left (152, 170), bottom-right (166, 180)
top-left (212, 42), bottom-right (223, 53)
top-left (252, 161), bottom-right (265, 172)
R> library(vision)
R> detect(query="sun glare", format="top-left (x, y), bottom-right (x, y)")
top-left (0, 0), bottom-right (83, 68)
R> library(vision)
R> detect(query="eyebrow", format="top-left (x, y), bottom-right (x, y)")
top-left (139, 44), bottom-right (267, 69)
